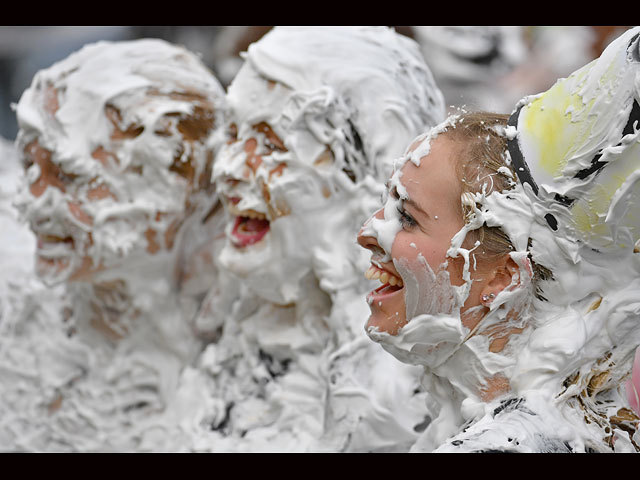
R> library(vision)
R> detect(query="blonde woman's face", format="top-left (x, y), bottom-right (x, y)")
top-left (357, 136), bottom-right (493, 335)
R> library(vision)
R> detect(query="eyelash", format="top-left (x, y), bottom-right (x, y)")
top-left (265, 138), bottom-right (286, 153)
top-left (397, 205), bottom-right (416, 229)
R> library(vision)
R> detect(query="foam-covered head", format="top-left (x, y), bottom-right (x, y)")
top-left (357, 30), bottom-right (640, 450)
top-left (15, 39), bottom-right (225, 285)
top-left (213, 26), bottom-right (445, 305)
top-left (358, 113), bottom-right (533, 374)
top-left (500, 26), bottom-right (640, 415)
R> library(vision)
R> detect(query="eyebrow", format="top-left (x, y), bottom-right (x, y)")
top-left (388, 183), bottom-right (431, 219)
top-left (252, 122), bottom-right (286, 150)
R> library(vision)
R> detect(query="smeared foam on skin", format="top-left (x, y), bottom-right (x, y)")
top-left (358, 118), bottom-right (455, 265)
top-left (196, 26), bottom-right (446, 452)
top-left (358, 173), bottom-right (404, 265)
top-left (15, 40), bottom-right (224, 285)
top-left (361, 120), bottom-right (528, 447)
top-left (2, 39), bottom-right (226, 451)
top-left (366, 250), bottom-right (468, 373)
top-left (214, 27), bottom-right (445, 306)
top-left (365, 27), bottom-right (640, 453)
top-left (369, 185), bottom-right (529, 345)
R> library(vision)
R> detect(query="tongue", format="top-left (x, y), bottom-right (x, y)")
top-left (231, 216), bottom-right (271, 247)
top-left (243, 217), bottom-right (270, 233)
top-left (376, 283), bottom-right (402, 294)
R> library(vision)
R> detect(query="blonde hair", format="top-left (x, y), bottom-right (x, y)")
top-left (444, 112), bottom-right (639, 449)
top-left (444, 111), bottom-right (552, 297)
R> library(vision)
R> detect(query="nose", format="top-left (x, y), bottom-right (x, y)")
top-left (214, 137), bottom-right (262, 186)
top-left (243, 138), bottom-right (263, 176)
top-left (357, 207), bottom-right (384, 251)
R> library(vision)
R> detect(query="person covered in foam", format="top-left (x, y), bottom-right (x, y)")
top-left (185, 26), bottom-right (446, 452)
top-left (2, 39), bottom-right (226, 451)
top-left (357, 26), bottom-right (640, 453)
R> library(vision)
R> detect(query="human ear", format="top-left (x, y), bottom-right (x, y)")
top-left (480, 256), bottom-right (520, 307)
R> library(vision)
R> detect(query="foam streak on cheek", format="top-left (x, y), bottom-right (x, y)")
top-left (368, 254), bottom-right (468, 370)
top-left (398, 254), bottom-right (458, 320)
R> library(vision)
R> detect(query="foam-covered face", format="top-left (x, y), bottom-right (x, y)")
top-left (357, 135), bottom-right (488, 335)
top-left (213, 64), bottom-right (344, 305)
top-left (357, 133), bottom-right (526, 372)
top-left (17, 88), bottom-right (216, 285)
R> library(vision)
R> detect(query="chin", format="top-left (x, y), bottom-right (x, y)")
top-left (366, 312), bottom-right (407, 336)
top-left (219, 226), bottom-right (312, 306)
top-left (220, 229), bottom-right (273, 276)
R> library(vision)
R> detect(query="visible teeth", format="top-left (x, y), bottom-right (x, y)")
top-left (226, 202), bottom-right (267, 220)
top-left (38, 234), bottom-right (72, 244)
top-left (364, 266), bottom-right (375, 279)
top-left (363, 265), bottom-right (403, 288)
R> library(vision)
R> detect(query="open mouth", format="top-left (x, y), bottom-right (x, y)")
top-left (33, 234), bottom-right (76, 281)
top-left (365, 264), bottom-right (404, 301)
top-left (227, 200), bottom-right (270, 248)
top-left (36, 233), bottom-right (75, 252)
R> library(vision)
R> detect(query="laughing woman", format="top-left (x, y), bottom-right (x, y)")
top-left (358, 26), bottom-right (640, 453)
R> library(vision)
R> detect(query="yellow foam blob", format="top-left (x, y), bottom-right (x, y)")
top-left (522, 66), bottom-right (595, 181)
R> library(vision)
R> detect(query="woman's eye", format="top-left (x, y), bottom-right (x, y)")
top-left (57, 170), bottom-right (78, 184)
top-left (397, 205), bottom-right (416, 229)
top-left (252, 121), bottom-right (286, 153)
top-left (264, 134), bottom-right (286, 153)
top-left (265, 139), bottom-right (284, 152)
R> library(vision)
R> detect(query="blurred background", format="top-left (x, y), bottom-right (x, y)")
top-left (0, 26), bottom-right (633, 142)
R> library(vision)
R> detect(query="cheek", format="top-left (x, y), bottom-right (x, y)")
top-left (30, 169), bottom-right (65, 197)
top-left (393, 238), bottom-right (463, 319)
top-left (269, 168), bottom-right (327, 214)
top-left (216, 142), bottom-right (253, 181)
top-left (68, 201), bottom-right (93, 226)
top-left (86, 184), bottom-right (116, 201)
top-left (392, 234), bottom-right (420, 267)
top-left (392, 233), bottom-right (445, 274)
top-left (68, 182), bottom-right (118, 227)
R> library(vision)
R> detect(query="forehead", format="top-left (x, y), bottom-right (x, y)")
top-left (400, 135), bottom-right (461, 206)
top-left (18, 40), bottom-right (222, 163)
top-left (226, 63), bottom-right (292, 129)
